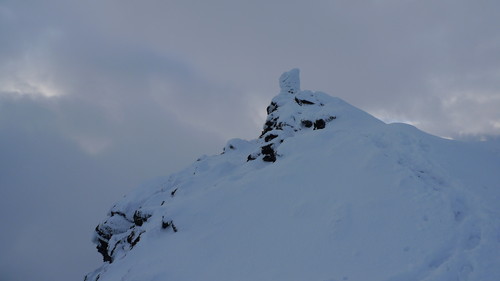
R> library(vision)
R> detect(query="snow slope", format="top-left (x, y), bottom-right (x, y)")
top-left (86, 69), bottom-right (500, 281)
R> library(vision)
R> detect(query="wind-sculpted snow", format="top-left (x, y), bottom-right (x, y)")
top-left (86, 70), bottom-right (500, 281)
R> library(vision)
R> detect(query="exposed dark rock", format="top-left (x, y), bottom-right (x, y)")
top-left (266, 102), bottom-right (278, 114)
top-left (109, 239), bottom-right (120, 257)
top-left (261, 144), bottom-right (276, 162)
top-left (133, 210), bottom-right (151, 227)
top-left (222, 144), bottom-right (235, 154)
top-left (260, 118), bottom-right (278, 137)
top-left (171, 188), bottom-right (178, 197)
top-left (314, 119), bottom-right (326, 130)
top-left (96, 238), bottom-right (112, 263)
top-left (95, 225), bottom-right (112, 241)
top-left (264, 134), bottom-right (278, 142)
top-left (162, 217), bottom-right (178, 232)
top-left (263, 154), bottom-right (276, 162)
top-left (294, 97), bottom-right (315, 105)
top-left (127, 231), bottom-right (143, 247)
top-left (266, 119), bottom-right (276, 127)
top-left (301, 120), bottom-right (313, 128)
top-left (109, 211), bottom-right (128, 218)
top-left (162, 220), bottom-right (170, 229)
top-left (247, 154), bottom-right (257, 161)
top-left (261, 144), bottom-right (274, 155)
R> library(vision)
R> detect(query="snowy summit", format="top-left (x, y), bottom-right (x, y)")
top-left (86, 70), bottom-right (500, 281)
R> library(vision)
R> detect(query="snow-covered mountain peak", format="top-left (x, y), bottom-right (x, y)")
top-left (85, 70), bottom-right (500, 281)
top-left (250, 69), bottom-right (383, 162)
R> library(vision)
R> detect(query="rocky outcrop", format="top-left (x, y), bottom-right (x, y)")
top-left (248, 69), bottom-right (337, 163)
top-left (91, 192), bottom-right (179, 271)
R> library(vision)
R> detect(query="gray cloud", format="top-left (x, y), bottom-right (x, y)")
top-left (1, 0), bottom-right (499, 280)
top-left (0, 78), bottom-right (227, 280)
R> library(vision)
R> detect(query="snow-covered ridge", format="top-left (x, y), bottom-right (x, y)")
top-left (89, 68), bottom-right (368, 267)
top-left (85, 70), bottom-right (500, 281)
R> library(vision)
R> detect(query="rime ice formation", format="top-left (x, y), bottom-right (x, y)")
top-left (86, 70), bottom-right (500, 281)
top-left (279, 68), bottom-right (300, 94)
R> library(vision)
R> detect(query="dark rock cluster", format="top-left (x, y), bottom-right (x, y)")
top-left (247, 69), bottom-right (336, 163)
top-left (93, 189), bottom-right (178, 265)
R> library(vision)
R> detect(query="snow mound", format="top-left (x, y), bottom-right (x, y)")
top-left (85, 69), bottom-right (500, 281)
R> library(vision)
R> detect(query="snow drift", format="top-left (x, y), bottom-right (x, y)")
top-left (86, 69), bottom-right (500, 281)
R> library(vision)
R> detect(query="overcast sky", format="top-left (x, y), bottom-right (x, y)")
top-left (1, 0), bottom-right (499, 280)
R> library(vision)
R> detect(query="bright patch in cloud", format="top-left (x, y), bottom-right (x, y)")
top-left (1, 78), bottom-right (62, 97)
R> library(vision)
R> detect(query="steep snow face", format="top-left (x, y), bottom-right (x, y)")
top-left (86, 70), bottom-right (500, 281)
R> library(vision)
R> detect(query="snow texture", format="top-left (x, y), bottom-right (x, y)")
top-left (279, 68), bottom-right (300, 95)
top-left (86, 69), bottom-right (500, 281)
